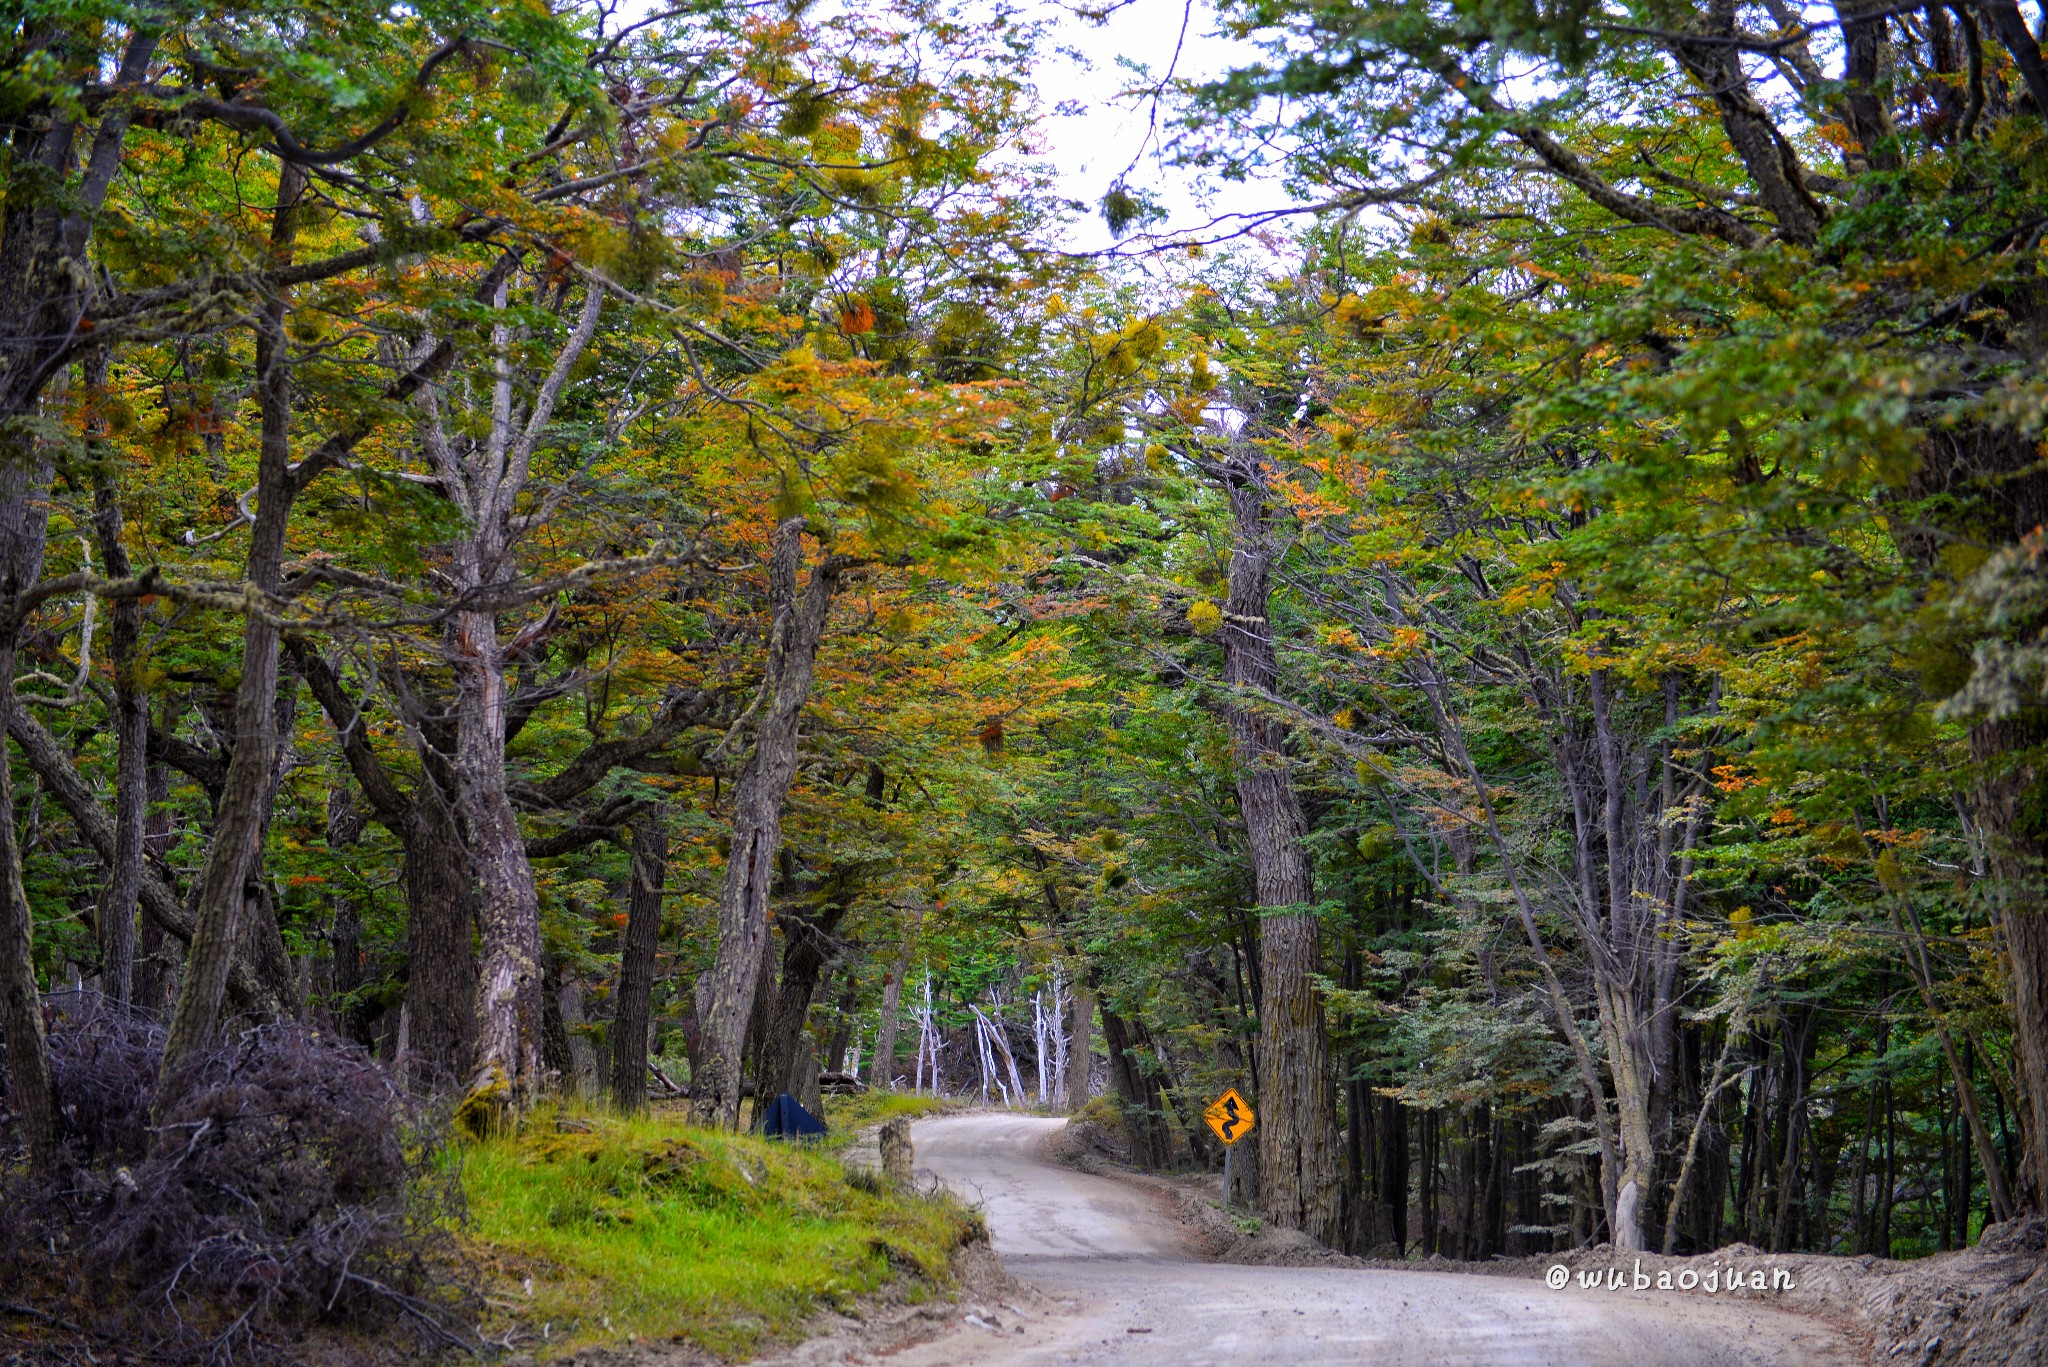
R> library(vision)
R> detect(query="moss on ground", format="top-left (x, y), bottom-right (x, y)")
top-left (462, 1104), bottom-right (974, 1359)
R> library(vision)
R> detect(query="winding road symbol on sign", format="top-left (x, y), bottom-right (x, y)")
top-left (1203, 1088), bottom-right (1255, 1146)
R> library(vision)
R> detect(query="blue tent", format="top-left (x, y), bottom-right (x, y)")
top-left (760, 1092), bottom-right (828, 1140)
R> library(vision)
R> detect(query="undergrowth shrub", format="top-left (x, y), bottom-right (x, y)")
top-left (1, 995), bottom-right (472, 1364)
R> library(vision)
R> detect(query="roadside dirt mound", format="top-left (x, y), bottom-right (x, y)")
top-left (1858, 1218), bottom-right (2046, 1367)
top-left (1041, 1104), bottom-right (1129, 1174)
top-left (1222, 1227), bottom-right (1366, 1269)
top-left (1168, 1185), bottom-right (1243, 1255)
top-left (1151, 1181), bottom-right (1363, 1268)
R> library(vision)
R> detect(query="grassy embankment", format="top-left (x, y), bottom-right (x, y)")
top-left (461, 1093), bottom-right (960, 1359)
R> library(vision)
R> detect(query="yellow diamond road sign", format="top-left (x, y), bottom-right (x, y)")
top-left (1203, 1088), bottom-right (1255, 1146)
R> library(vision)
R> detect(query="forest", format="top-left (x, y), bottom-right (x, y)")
top-left (3, 0), bottom-right (2048, 1346)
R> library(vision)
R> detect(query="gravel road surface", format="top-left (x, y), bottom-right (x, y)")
top-left (885, 1113), bottom-right (1861, 1367)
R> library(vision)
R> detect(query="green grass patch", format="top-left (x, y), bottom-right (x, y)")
top-left (462, 1106), bottom-right (976, 1359)
top-left (818, 1089), bottom-right (949, 1139)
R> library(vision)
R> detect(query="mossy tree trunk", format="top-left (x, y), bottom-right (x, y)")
top-left (1216, 445), bottom-right (1342, 1245)
top-left (692, 520), bottom-right (847, 1127)
top-left (159, 163), bottom-right (306, 1085)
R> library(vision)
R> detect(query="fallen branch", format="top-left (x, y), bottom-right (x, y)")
top-left (0, 1299), bottom-right (88, 1334)
top-left (647, 1060), bottom-right (687, 1096)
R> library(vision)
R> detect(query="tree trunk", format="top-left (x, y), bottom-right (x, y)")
top-left (870, 960), bottom-right (906, 1090)
top-left (757, 901), bottom-right (848, 1112)
top-left (1069, 977), bottom-right (1095, 1109)
top-left (559, 976), bottom-right (601, 1099)
top-left (0, 29), bottom-right (154, 1143)
top-left (1217, 447), bottom-right (1341, 1244)
top-left (691, 518), bottom-right (846, 1127)
top-left (0, 439), bottom-right (55, 1168)
top-left (1908, 405), bottom-right (2048, 1216)
top-left (158, 163), bottom-right (305, 1084)
top-left (330, 893), bottom-right (367, 1045)
top-left (89, 368), bottom-right (142, 1008)
top-left (1599, 987), bottom-right (1658, 1251)
top-left (1768, 1009), bottom-right (1819, 1250)
top-left (1098, 995), bottom-right (1171, 1168)
top-left (608, 810), bottom-right (669, 1112)
top-left (292, 640), bottom-right (475, 1081)
top-left (405, 784), bottom-right (477, 1088)
top-left (742, 928), bottom-right (779, 1105)
top-left (239, 670), bottom-right (305, 1019)
top-left (1972, 711), bottom-right (2048, 1212)
top-left (1380, 1095), bottom-right (1409, 1252)
top-left (457, 602), bottom-right (546, 1116)
top-left (0, 660), bottom-right (52, 1168)
top-left (421, 279), bottom-right (603, 1119)
top-left (324, 783), bottom-right (372, 1046)
top-left (825, 973), bottom-right (859, 1073)
top-left (0, 25), bottom-right (156, 423)
top-left (869, 903), bottom-right (923, 1089)
top-left (1981, 0), bottom-right (2048, 117)
top-left (798, 1037), bottom-right (824, 1114)
top-left (540, 955), bottom-right (571, 1086)
top-left (135, 747), bottom-right (176, 1014)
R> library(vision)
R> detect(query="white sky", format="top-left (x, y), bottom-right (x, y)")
top-left (1020, 0), bottom-right (1297, 254)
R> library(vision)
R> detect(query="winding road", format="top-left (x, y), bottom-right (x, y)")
top-left (887, 1114), bottom-right (1861, 1367)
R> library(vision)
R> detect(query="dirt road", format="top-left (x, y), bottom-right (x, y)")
top-left (886, 1114), bottom-right (1861, 1367)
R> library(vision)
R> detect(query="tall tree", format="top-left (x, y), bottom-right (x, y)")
top-left (416, 279), bottom-right (607, 1113)
top-left (88, 371), bottom-right (144, 1008)
top-left (0, 425), bottom-right (56, 1167)
top-left (693, 520), bottom-right (848, 1126)
top-left (158, 161), bottom-right (307, 1077)
top-left (1212, 440), bottom-right (1342, 1243)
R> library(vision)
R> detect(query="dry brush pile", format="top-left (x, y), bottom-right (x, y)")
top-left (2, 996), bottom-right (472, 1365)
